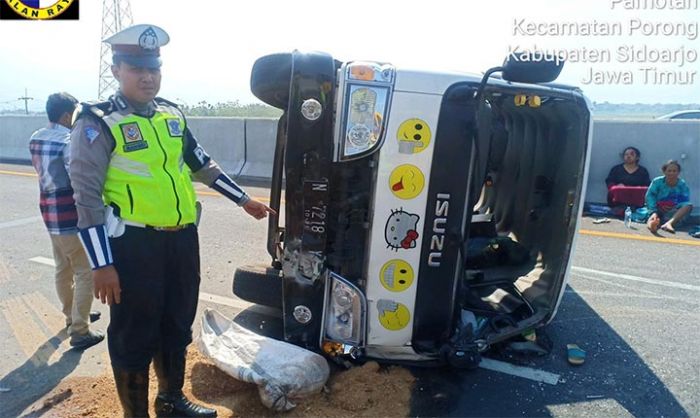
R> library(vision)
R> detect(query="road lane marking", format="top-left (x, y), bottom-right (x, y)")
top-left (0, 169), bottom-right (279, 202)
top-left (579, 229), bottom-right (700, 247)
top-left (1, 169), bottom-right (279, 203)
top-left (479, 358), bottom-right (560, 385)
top-left (565, 289), bottom-right (681, 300)
top-left (0, 296), bottom-right (53, 366)
top-left (25, 264), bottom-right (275, 313)
top-left (21, 293), bottom-right (67, 364)
top-left (572, 272), bottom-right (658, 295)
top-left (199, 292), bottom-right (252, 310)
top-left (198, 291), bottom-right (280, 317)
top-left (29, 256), bottom-right (56, 267)
top-left (0, 169), bottom-right (36, 177)
top-left (22, 292), bottom-right (65, 334)
top-left (0, 254), bottom-right (17, 284)
top-left (28, 258), bottom-right (277, 313)
top-left (0, 216), bottom-right (42, 230)
top-left (572, 266), bottom-right (700, 292)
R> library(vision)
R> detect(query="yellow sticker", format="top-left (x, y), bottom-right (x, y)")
top-left (389, 164), bottom-right (425, 200)
top-left (380, 259), bottom-right (414, 292)
top-left (377, 300), bottom-right (411, 331)
top-left (397, 118), bottom-right (431, 154)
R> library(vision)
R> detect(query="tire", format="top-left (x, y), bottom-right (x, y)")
top-left (233, 264), bottom-right (283, 309)
top-left (250, 53), bottom-right (293, 110)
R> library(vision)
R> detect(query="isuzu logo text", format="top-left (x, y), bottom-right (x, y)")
top-left (428, 193), bottom-right (450, 267)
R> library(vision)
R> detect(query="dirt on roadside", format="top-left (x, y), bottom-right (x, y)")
top-left (28, 348), bottom-right (415, 418)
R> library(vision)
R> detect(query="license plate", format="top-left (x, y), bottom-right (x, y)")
top-left (302, 180), bottom-right (328, 253)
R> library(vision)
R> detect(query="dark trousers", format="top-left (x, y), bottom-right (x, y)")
top-left (108, 225), bottom-right (200, 370)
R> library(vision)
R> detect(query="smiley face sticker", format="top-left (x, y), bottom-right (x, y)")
top-left (377, 299), bottom-right (411, 331)
top-left (389, 164), bottom-right (425, 200)
top-left (397, 118), bottom-right (431, 154)
top-left (380, 259), bottom-right (414, 292)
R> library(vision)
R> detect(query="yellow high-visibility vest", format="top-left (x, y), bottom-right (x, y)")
top-left (102, 103), bottom-right (196, 227)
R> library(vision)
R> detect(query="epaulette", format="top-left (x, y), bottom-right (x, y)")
top-left (154, 97), bottom-right (186, 120)
top-left (73, 100), bottom-right (115, 124)
top-left (154, 97), bottom-right (181, 108)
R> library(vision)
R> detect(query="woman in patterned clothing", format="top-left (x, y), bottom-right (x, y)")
top-left (645, 160), bottom-right (693, 233)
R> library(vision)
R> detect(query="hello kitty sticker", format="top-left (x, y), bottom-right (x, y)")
top-left (384, 208), bottom-right (420, 251)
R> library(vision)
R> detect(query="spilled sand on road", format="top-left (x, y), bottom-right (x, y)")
top-left (28, 348), bottom-right (415, 417)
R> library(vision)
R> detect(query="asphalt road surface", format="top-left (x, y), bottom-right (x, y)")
top-left (1, 163), bottom-right (698, 417)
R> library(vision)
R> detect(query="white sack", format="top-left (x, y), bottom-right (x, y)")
top-left (198, 308), bottom-right (330, 411)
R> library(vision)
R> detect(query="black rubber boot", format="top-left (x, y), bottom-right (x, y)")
top-left (153, 350), bottom-right (217, 417)
top-left (112, 366), bottom-right (150, 418)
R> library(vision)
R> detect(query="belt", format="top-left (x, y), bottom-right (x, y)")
top-left (123, 220), bottom-right (193, 232)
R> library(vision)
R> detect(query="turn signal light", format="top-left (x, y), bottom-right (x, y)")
top-left (322, 341), bottom-right (344, 356)
top-left (349, 64), bottom-right (375, 81)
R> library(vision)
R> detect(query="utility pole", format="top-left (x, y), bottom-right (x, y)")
top-left (98, 0), bottom-right (134, 99)
top-left (18, 88), bottom-right (33, 115)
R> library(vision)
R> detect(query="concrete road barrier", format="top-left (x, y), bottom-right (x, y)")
top-left (188, 117), bottom-right (246, 178)
top-left (1, 116), bottom-right (697, 215)
top-left (238, 118), bottom-right (277, 183)
top-left (588, 120), bottom-right (699, 211)
top-left (0, 116), bottom-right (45, 163)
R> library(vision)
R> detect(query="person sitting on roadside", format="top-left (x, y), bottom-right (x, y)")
top-left (605, 146), bottom-right (650, 208)
top-left (645, 160), bottom-right (692, 233)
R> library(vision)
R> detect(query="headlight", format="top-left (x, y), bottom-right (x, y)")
top-left (324, 273), bottom-right (366, 345)
top-left (336, 62), bottom-right (394, 161)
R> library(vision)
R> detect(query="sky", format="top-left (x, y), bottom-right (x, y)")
top-left (0, 0), bottom-right (697, 112)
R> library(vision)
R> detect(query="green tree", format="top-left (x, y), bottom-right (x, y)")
top-left (181, 100), bottom-right (282, 118)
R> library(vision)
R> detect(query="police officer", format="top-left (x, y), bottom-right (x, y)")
top-left (70, 24), bottom-right (274, 417)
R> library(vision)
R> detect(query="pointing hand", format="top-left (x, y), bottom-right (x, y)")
top-left (243, 199), bottom-right (276, 220)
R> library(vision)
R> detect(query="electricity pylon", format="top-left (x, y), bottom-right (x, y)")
top-left (98, 0), bottom-right (133, 99)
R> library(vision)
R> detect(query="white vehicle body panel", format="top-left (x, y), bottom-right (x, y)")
top-left (364, 85), bottom-right (442, 347)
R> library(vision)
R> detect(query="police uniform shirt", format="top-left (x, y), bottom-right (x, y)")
top-left (70, 91), bottom-right (250, 231)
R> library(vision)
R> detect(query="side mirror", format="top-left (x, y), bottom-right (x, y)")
top-left (501, 52), bottom-right (565, 83)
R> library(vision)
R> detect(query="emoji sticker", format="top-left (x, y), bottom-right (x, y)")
top-left (377, 299), bottom-right (411, 331)
top-left (380, 259), bottom-right (414, 292)
top-left (389, 164), bottom-right (425, 200)
top-left (385, 208), bottom-right (420, 251)
top-left (397, 118), bottom-right (431, 154)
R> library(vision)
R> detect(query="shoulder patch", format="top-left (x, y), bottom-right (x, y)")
top-left (84, 126), bottom-right (100, 144)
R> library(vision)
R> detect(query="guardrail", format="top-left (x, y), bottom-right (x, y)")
top-left (1, 116), bottom-right (697, 214)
